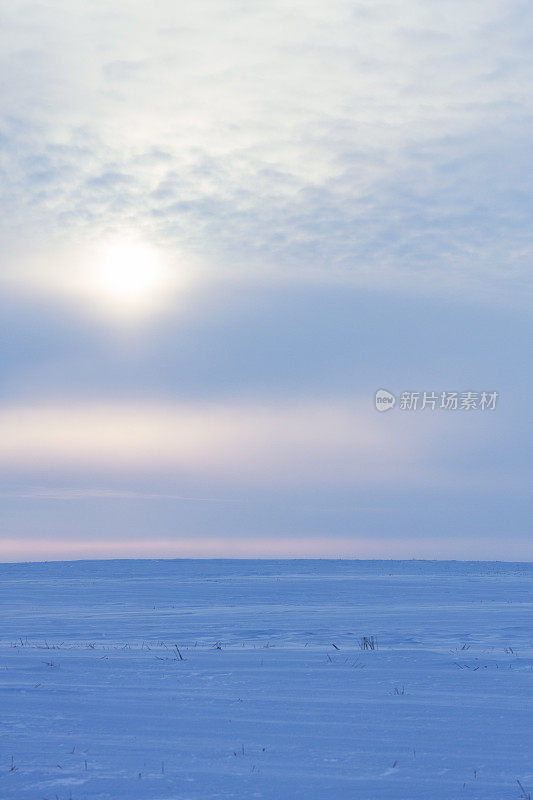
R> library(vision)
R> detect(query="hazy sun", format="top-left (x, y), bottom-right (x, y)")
top-left (94, 238), bottom-right (167, 312)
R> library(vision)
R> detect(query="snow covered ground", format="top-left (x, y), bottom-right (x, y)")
top-left (0, 559), bottom-right (532, 800)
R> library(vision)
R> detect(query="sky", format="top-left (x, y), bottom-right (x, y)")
top-left (0, 0), bottom-right (532, 561)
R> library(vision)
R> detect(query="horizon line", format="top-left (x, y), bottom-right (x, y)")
top-left (2, 555), bottom-right (532, 566)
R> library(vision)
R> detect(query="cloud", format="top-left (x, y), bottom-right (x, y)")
top-left (0, 399), bottom-right (404, 484)
top-left (0, 0), bottom-right (532, 307)
top-left (0, 397), bottom-right (517, 493)
top-left (0, 397), bottom-right (455, 487)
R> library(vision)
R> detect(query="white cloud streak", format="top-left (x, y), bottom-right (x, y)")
top-left (0, 399), bottom-right (403, 484)
top-left (0, 398), bottom-right (512, 491)
top-left (0, 395), bottom-right (432, 488)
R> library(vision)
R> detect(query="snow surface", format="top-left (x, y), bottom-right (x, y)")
top-left (0, 559), bottom-right (532, 800)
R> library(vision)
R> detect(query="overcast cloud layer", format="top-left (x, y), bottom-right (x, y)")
top-left (2, 0), bottom-right (532, 302)
top-left (0, 1), bottom-right (531, 559)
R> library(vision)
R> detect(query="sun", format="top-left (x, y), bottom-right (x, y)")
top-left (94, 237), bottom-right (167, 313)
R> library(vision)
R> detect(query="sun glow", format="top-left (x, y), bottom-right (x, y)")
top-left (94, 238), bottom-right (167, 313)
